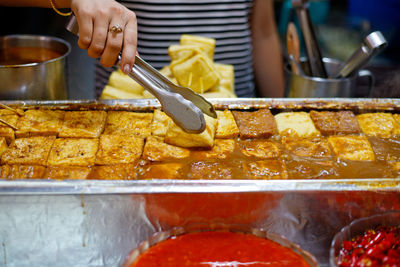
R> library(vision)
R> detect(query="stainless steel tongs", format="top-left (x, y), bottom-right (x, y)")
top-left (65, 15), bottom-right (217, 133)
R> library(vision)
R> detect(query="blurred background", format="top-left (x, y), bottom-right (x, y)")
top-left (0, 0), bottom-right (399, 99)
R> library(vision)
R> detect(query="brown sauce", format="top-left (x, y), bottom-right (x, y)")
top-left (0, 47), bottom-right (62, 65)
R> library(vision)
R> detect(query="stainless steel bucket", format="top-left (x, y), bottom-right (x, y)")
top-left (0, 35), bottom-right (71, 100)
top-left (285, 58), bottom-right (374, 98)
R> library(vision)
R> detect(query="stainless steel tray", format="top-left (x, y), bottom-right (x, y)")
top-left (1, 98), bottom-right (400, 267)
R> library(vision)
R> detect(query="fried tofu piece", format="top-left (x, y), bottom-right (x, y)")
top-left (0, 109), bottom-right (21, 144)
top-left (151, 110), bottom-right (172, 137)
top-left (0, 165), bottom-right (10, 179)
top-left (213, 63), bottom-right (235, 92)
top-left (282, 136), bottom-right (332, 158)
top-left (59, 111), bottom-right (107, 138)
top-left (232, 109), bottom-right (277, 139)
top-left (47, 138), bottom-right (99, 166)
top-left (95, 135), bottom-right (144, 165)
top-left (275, 112), bottom-right (320, 138)
top-left (168, 44), bottom-right (203, 61)
top-left (243, 160), bottom-right (288, 179)
top-left (188, 161), bottom-right (233, 179)
top-left (192, 139), bottom-right (235, 160)
top-left (328, 135), bottom-right (375, 161)
top-left (88, 164), bottom-right (137, 180)
top-left (139, 163), bottom-right (183, 179)
top-left (310, 110), bottom-right (361, 135)
top-left (142, 136), bottom-right (189, 161)
top-left (45, 166), bottom-right (91, 180)
top-left (357, 113), bottom-right (400, 138)
top-left (171, 54), bottom-right (220, 93)
top-left (239, 140), bottom-right (281, 159)
top-left (180, 34), bottom-right (216, 59)
top-left (287, 160), bottom-right (338, 179)
top-left (8, 165), bottom-right (46, 179)
top-left (164, 115), bottom-right (217, 148)
top-left (368, 137), bottom-right (400, 162)
top-left (0, 137), bottom-right (8, 157)
top-left (103, 111), bottom-right (153, 138)
top-left (16, 109), bottom-right (64, 137)
top-left (1, 136), bottom-right (55, 165)
top-left (216, 110), bottom-right (239, 139)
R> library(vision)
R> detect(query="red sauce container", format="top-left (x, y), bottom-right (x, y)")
top-left (124, 224), bottom-right (318, 267)
top-left (330, 211), bottom-right (400, 267)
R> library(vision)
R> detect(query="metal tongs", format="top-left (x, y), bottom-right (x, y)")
top-left (65, 15), bottom-right (216, 133)
top-left (330, 31), bottom-right (388, 79)
top-left (291, 0), bottom-right (327, 78)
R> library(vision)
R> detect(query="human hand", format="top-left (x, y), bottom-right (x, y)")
top-left (70, 0), bottom-right (137, 74)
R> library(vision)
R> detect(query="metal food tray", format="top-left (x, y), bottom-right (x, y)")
top-left (1, 98), bottom-right (400, 267)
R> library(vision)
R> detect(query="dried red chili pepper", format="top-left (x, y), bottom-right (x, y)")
top-left (337, 225), bottom-right (400, 267)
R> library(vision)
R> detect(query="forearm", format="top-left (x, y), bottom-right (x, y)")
top-left (0, 0), bottom-right (71, 8)
top-left (253, 33), bottom-right (285, 97)
top-left (251, 0), bottom-right (284, 98)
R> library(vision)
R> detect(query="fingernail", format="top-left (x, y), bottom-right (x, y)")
top-left (136, 51), bottom-right (140, 56)
top-left (123, 64), bottom-right (131, 74)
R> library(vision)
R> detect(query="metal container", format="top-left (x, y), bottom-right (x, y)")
top-left (285, 58), bottom-right (374, 98)
top-left (0, 35), bottom-right (70, 100)
top-left (0, 99), bottom-right (399, 267)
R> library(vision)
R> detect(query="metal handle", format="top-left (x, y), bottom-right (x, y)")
top-left (356, 69), bottom-right (375, 97)
top-left (292, 0), bottom-right (327, 78)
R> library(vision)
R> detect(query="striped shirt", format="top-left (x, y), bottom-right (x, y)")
top-left (96, 0), bottom-right (256, 97)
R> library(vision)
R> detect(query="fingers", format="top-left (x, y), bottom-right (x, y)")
top-left (100, 17), bottom-right (124, 68)
top-left (120, 15), bottom-right (138, 74)
top-left (76, 12), bottom-right (93, 50)
top-left (87, 11), bottom-right (110, 60)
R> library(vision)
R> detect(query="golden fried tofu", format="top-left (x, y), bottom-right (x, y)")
top-left (16, 109), bottom-right (64, 138)
top-left (8, 165), bottom-right (46, 179)
top-left (0, 165), bottom-right (9, 178)
top-left (0, 109), bottom-right (21, 144)
top-left (95, 135), bottom-right (144, 165)
top-left (165, 115), bottom-right (217, 148)
top-left (216, 110), bottom-right (239, 139)
top-left (282, 136), bottom-right (332, 158)
top-left (357, 113), bottom-right (400, 138)
top-left (0, 137), bottom-right (7, 157)
top-left (213, 63), bottom-right (235, 92)
top-left (1, 136), bottom-right (55, 165)
top-left (287, 160), bottom-right (338, 179)
top-left (142, 136), bottom-right (189, 161)
top-left (180, 34), bottom-right (216, 59)
top-left (232, 109), bottom-right (277, 139)
top-left (103, 111), bottom-right (153, 138)
top-left (239, 140), bottom-right (281, 159)
top-left (191, 139), bottom-right (235, 160)
top-left (168, 44), bottom-right (203, 61)
top-left (139, 163), bottom-right (183, 179)
top-left (188, 161), bottom-right (233, 179)
top-left (45, 166), bottom-right (91, 180)
top-left (88, 164), bottom-right (137, 180)
top-left (151, 110), bottom-right (172, 137)
top-left (328, 135), bottom-right (375, 161)
top-left (275, 112), bottom-right (320, 138)
top-left (310, 110), bottom-right (361, 135)
top-left (59, 111), bottom-right (107, 138)
top-left (171, 54), bottom-right (220, 93)
top-left (47, 138), bottom-right (99, 166)
top-left (243, 160), bottom-right (288, 179)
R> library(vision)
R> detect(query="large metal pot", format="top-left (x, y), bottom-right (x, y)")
top-left (0, 35), bottom-right (71, 100)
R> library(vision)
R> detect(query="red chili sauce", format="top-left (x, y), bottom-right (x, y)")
top-left (338, 226), bottom-right (400, 267)
top-left (127, 231), bottom-right (311, 267)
